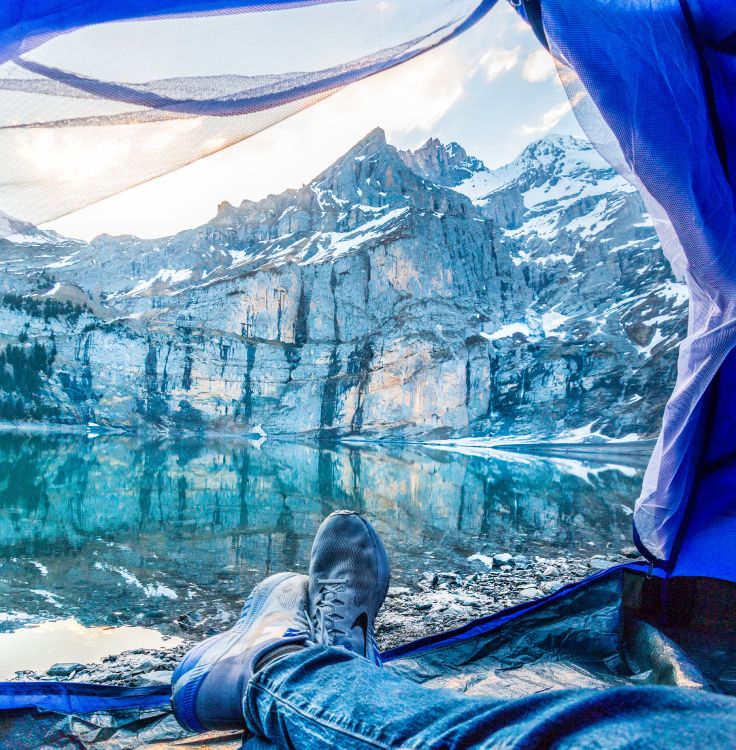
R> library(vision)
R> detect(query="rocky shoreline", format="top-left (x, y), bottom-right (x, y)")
top-left (376, 547), bottom-right (639, 649)
top-left (11, 548), bottom-right (639, 686)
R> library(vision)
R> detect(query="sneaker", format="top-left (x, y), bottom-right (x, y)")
top-left (308, 510), bottom-right (390, 666)
top-left (171, 572), bottom-right (310, 732)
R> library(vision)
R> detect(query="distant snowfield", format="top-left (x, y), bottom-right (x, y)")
top-left (479, 308), bottom-right (572, 342)
top-left (123, 267), bottom-right (193, 297)
top-left (422, 434), bottom-right (646, 483)
top-left (424, 421), bottom-right (643, 450)
top-left (420, 421), bottom-right (649, 481)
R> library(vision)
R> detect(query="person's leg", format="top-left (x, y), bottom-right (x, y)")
top-left (171, 509), bottom-right (390, 734)
top-left (245, 645), bottom-right (736, 750)
top-left (175, 512), bottom-right (736, 749)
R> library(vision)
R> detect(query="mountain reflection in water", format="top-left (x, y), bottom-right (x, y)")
top-left (1, 433), bottom-right (644, 635)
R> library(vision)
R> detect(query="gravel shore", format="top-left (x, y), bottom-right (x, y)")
top-left (11, 548), bottom-right (640, 685)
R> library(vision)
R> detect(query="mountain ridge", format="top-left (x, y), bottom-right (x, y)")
top-left (0, 129), bottom-right (687, 440)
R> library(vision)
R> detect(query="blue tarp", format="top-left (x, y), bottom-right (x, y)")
top-left (0, 680), bottom-right (170, 713)
top-left (1, 567), bottom-right (646, 717)
top-left (7, 563), bottom-right (735, 739)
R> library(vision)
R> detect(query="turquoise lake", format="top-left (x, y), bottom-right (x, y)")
top-left (0, 432), bottom-right (646, 641)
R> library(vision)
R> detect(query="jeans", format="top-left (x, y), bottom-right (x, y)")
top-left (242, 646), bottom-right (736, 749)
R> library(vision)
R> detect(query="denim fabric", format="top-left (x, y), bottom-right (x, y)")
top-left (242, 646), bottom-right (736, 749)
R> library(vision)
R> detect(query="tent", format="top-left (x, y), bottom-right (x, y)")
top-left (1, 0), bottom-right (735, 745)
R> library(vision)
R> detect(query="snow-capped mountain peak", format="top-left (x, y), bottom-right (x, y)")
top-left (447, 134), bottom-right (618, 207)
top-left (0, 210), bottom-right (73, 245)
top-left (398, 136), bottom-right (487, 188)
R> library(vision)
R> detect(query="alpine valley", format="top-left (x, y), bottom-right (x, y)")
top-left (0, 129), bottom-right (687, 441)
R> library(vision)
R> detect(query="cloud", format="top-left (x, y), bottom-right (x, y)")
top-left (478, 46), bottom-right (520, 81)
top-left (522, 49), bottom-right (557, 83)
top-left (520, 91), bottom-right (584, 136)
top-left (345, 45), bottom-right (469, 134)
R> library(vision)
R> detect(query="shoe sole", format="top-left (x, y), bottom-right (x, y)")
top-left (171, 571), bottom-right (297, 733)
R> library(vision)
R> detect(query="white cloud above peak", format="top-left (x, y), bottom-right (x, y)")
top-left (522, 49), bottom-right (557, 83)
top-left (520, 91), bottom-right (584, 136)
top-left (479, 45), bottom-right (520, 81)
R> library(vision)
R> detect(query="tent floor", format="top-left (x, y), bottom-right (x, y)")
top-left (385, 568), bottom-right (736, 699)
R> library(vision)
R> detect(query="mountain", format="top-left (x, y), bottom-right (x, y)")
top-left (0, 211), bottom-right (70, 246)
top-left (0, 130), bottom-right (687, 439)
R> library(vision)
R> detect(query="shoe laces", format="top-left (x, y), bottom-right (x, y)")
top-left (312, 578), bottom-right (348, 645)
top-left (294, 601), bottom-right (311, 634)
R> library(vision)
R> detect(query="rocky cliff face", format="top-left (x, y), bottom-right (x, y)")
top-left (0, 130), bottom-right (687, 439)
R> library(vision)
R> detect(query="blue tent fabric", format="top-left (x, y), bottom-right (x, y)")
top-left (0, 681), bottom-right (170, 714)
top-left (3, 1), bottom-right (497, 116)
top-left (0, 0), bottom-right (498, 223)
top-left (671, 344), bottom-right (736, 580)
top-left (0, 1), bottom-right (353, 66)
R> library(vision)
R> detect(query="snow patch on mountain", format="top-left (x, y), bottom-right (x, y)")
top-left (303, 206), bottom-right (409, 265)
top-left (481, 322), bottom-right (530, 341)
top-left (124, 268), bottom-right (194, 297)
top-left (0, 210), bottom-right (73, 245)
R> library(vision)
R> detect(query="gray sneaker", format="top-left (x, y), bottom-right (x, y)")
top-left (308, 510), bottom-right (390, 666)
top-left (172, 572), bottom-right (310, 732)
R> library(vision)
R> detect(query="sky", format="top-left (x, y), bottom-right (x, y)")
top-left (43, 1), bottom-right (583, 240)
